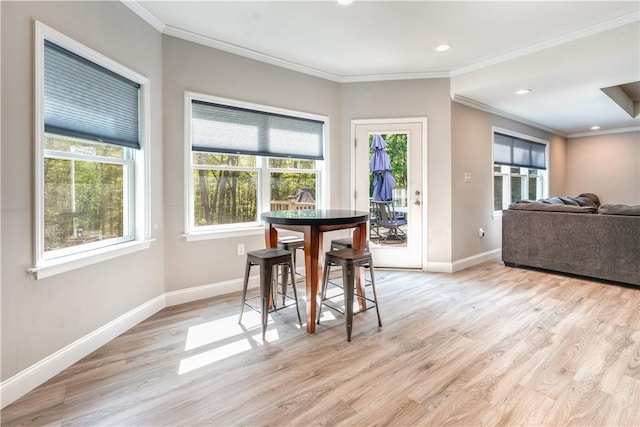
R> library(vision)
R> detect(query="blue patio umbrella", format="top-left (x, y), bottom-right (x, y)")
top-left (370, 134), bottom-right (395, 201)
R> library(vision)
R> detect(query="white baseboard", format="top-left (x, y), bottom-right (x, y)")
top-left (0, 295), bottom-right (165, 409)
top-left (164, 263), bottom-right (309, 307)
top-left (1, 265), bottom-right (307, 408)
top-left (425, 261), bottom-right (453, 273)
top-left (452, 248), bottom-right (502, 272)
top-left (426, 249), bottom-right (502, 273)
top-left (164, 277), bottom-right (248, 307)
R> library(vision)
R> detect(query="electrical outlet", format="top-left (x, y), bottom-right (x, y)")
top-left (237, 243), bottom-right (245, 256)
top-left (478, 228), bottom-right (485, 238)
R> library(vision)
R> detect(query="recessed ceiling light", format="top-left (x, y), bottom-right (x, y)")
top-left (435, 44), bottom-right (451, 52)
top-left (591, 125), bottom-right (601, 130)
top-left (516, 89), bottom-right (532, 95)
top-left (336, 0), bottom-right (354, 5)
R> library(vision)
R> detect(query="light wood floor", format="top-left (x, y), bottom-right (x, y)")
top-left (2, 260), bottom-right (639, 426)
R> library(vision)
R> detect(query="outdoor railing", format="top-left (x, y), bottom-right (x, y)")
top-left (270, 197), bottom-right (316, 211)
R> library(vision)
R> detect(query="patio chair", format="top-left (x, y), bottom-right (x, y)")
top-left (372, 200), bottom-right (407, 243)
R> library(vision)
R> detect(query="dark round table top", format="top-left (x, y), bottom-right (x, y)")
top-left (261, 209), bottom-right (369, 226)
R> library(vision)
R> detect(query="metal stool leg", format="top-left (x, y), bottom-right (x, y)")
top-left (280, 263), bottom-right (290, 306)
top-left (260, 263), bottom-right (274, 340)
top-left (368, 263), bottom-right (382, 327)
top-left (239, 259), bottom-right (252, 323)
top-left (317, 260), bottom-right (332, 324)
top-left (343, 263), bottom-right (354, 342)
top-left (287, 257), bottom-right (302, 325)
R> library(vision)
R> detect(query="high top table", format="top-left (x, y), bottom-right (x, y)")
top-left (261, 209), bottom-right (369, 333)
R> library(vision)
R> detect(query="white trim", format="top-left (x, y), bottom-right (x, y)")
top-left (426, 249), bottom-right (502, 274)
top-left (350, 117), bottom-right (428, 270)
top-left (454, 95), bottom-right (566, 137)
top-left (425, 262), bottom-right (453, 274)
top-left (120, 0), bottom-right (166, 33)
top-left (451, 249), bottom-right (502, 273)
top-left (163, 25), bottom-right (450, 84)
top-left (1, 267), bottom-right (311, 408)
top-left (183, 226), bottom-right (263, 242)
top-left (33, 22), bottom-right (152, 275)
top-left (0, 294), bottom-right (165, 409)
top-left (450, 11), bottom-right (639, 77)
top-left (567, 126), bottom-right (640, 139)
top-left (123, 1), bottom-right (636, 85)
top-left (27, 239), bottom-right (154, 280)
top-left (183, 91), bottom-right (328, 236)
top-left (165, 276), bottom-right (254, 307)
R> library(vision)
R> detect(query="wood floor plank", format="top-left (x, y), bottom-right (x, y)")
top-left (2, 260), bottom-right (639, 426)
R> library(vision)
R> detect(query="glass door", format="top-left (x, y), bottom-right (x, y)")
top-left (352, 119), bottom-right (425, 269)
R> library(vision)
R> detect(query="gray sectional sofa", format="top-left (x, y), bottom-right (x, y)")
top-left (502, 193), bottom-right (640, 286)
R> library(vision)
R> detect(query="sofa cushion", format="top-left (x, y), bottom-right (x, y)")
top-left (598, 204), bottom-right (640, 216)
top-left (508, 202), bottom-right (597, 213)
top-left (509, 193), bottom-right (601, 213)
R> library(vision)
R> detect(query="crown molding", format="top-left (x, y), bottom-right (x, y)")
top-left (451, 11), bottom-right (639, 77)
top-left (453, 95), bottom-right (567, 137)
top-left (568, 126), bottom-right (640, 139)
top-left (338, 71), bottom-right (450, 83)
top-left (163, 26), bottom-right (342, 81)
top-left (451, 13), bottom-right (640, 77)
top-left (164, 26), bottom-right (450, 83)
top-left (120, 0), bottom-right (165, 32)
top-left (122, 1), bottom-right (637, 84)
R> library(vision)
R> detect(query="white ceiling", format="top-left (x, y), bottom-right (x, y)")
top-left (127, 1), bottom-right (640, 137)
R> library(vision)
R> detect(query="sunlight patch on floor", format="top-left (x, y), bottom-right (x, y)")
top-left (179, 311), bottom-right (283, 374)
top-left (178, 339), bottom-right (253, 375)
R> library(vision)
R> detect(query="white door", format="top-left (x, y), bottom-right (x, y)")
top-left (352, 119), bottom-right (426, 269)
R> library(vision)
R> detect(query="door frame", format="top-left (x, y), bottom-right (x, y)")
top-left (349, 117), bottom-right (428, 271)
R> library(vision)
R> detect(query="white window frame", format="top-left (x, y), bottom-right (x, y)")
top-left (183, 92), bottom-right (327, 241)
top-left (492, 127), bottom-right (549, 218)
top-left (29, 22), bottom-right (152, 279)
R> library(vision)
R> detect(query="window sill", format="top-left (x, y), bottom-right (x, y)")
top-left (28, 239), bottom-right (155, 280)
top-left (492, 211), bottom-right (503, 221)
top-left (183, 226), bottom-right (264, 242)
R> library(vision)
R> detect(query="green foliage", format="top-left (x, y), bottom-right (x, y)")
top-left (192, 153), bottom-right (318, 226)
top-left (44, 155), bottom-right (124, 251)
top-left (368, 133), bottom-right (408, 197)
top-left (270, 172), bottom-right (316, 202)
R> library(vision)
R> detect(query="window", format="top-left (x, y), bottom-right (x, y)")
top-left (185, 93), bottom-right (326, 235)
top-left (493, 130), bottom-right (548, 215)
top-left (32, 22), bottom-right (151, 278)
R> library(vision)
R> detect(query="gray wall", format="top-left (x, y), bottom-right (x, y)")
top-left (1, 1), bottom-right (165, 381)
top-left (162, 35), bottom-right (341, 292)
top-left (341, 79), bottom-right (453, 264)
top-left (450, 102), bottom-right (567, 261)
top-left (566, 131), bottom-right (640, 205)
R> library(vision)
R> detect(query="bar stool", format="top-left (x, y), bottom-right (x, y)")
top-left (330, 237), bottom-right (354, 251)
top-left (317, 249), bottom-right (381, 341)
top-left (330, 237), bottom-right (370, 251)
top-left (239, 248), bottom-right (302, 339)
top-left (278, 236), bottom-right (305, 304)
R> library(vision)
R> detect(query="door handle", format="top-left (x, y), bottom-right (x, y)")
top-left (414, 200), bottom-right (421, 206)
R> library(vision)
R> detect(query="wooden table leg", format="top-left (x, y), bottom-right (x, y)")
top-left (353, 223), bottom-right (367, 310)
top-left (303, 227), bottom-right (321, 333)
top-left (264, 224), bottom-right (279, 309)
top-left (265, 224), bottom-right (278, 248)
